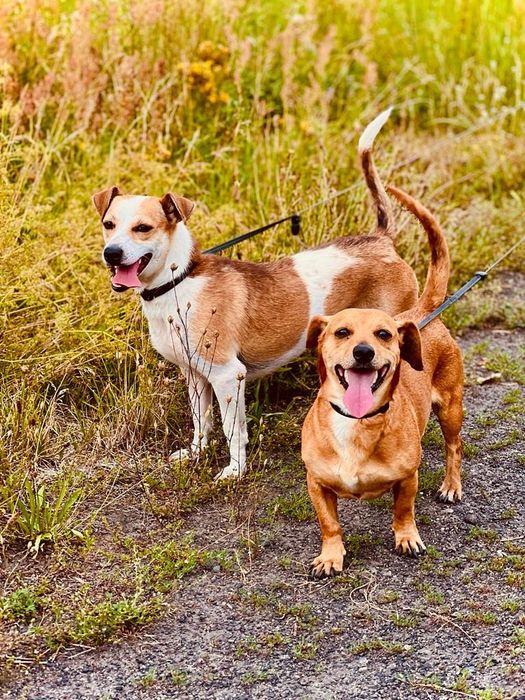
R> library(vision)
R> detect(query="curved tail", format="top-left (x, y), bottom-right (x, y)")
top-left (358, 108), bottom-right (396, 239)
top-left (386, 185), bottom-right (450, 313)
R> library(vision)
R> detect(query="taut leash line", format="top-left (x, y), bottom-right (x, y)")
top-left (203, 184), bottom-right (360, 255)
top-left (418, 233), bottom-right (525, 330)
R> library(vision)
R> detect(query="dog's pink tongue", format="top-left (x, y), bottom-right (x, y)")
top-left (343, 369), bottom-right (376, 418)
top-left (112, 261), bottom-right (142, 288)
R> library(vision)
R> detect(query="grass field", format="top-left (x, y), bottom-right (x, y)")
top-left (1, 0), bottom-right (525, 675)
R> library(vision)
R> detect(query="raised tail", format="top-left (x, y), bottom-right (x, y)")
top-left (386, 184), bottom-right (450, 314)
top-left (358, 108), bottom-right (396, 240)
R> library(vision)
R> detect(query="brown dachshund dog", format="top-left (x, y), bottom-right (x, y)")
top-left (302, 185), bottom-right (463, 577)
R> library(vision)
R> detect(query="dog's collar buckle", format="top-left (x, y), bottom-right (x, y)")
top-left (329, 401), bottom-right (390, 420)
top-left (140, 262), bottom-right (195, 302)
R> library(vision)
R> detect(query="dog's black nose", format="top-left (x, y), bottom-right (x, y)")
top-left (353, 343), bottom-right (375, 363)
top-left (103, 245), bottom-right (123, 265)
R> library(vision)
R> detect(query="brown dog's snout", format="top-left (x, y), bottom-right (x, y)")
top-left (352, 343), bottom-right (375, 364)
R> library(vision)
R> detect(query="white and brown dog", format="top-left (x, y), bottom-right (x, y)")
top-left (93, 110), bottom-right (421, 480)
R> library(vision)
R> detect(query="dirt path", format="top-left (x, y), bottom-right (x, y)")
top-left (3, 326), bottom-right (524, 700)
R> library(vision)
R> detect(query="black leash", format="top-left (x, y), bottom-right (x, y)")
top-left (204, 214), bottom-right (301, 254)
top-left (202, 183), bottom-right (359, 255)
top-left (418, 232), bottom-right (525, 329)
top-left (418, 271), bottom-right (487, 329)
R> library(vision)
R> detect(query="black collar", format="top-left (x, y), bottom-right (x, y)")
top-left (140, 262), bottom-right (195, 302)
top-left (330, 401), bottom-right (390, 420)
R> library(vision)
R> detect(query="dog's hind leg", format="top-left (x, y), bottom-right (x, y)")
top-left (432, 348), bottom-right (464, 503)
top-left (170, 371), bottom-right (213, 463)
top-left (434, 394), bottom-right (463, 502)
top-left (211, 364), bottom-right (248, 480)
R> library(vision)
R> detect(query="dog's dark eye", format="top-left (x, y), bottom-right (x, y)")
top-left (376, 329), bottom-right (392, 341)
top-left (103, 220), bottom-right (115, 230)
top-left (134, 224), bottom-right (153, 233)
top-left (335, 327), bottom-right (351, 339)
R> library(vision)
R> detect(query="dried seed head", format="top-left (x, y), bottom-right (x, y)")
top-left (226, 395), bottom-right (233, 404)
top-left (236, 373), bottom-right (245, 382)
top-left (187, 301), bottom-right (191, 309)
top-left (204, 341), bottom-right (211, 349)
top-left (211, 307), bottom-right (217, 315)
top-left (170, 263), bottom-right (178, 272)
top-left (167, 315), bottom-right (174, 324)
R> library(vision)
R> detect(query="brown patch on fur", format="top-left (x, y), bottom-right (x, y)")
top-left (92, 186), bottom-right (121, 219)
top-left (160, 193), bottom-right (196, 223)
top-left (325, 237), bottom-right (418, 315)
top-left (189, 256), bottom-right (309, 369)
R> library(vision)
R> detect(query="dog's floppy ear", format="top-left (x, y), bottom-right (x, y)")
top-left (306, 316), bottom-right (328, 350)
top-left (397, 320), bottom-right (423, 371)
top-left (92, 186), bottom-right (121, 219)
top-left (160, 193), bottom-right (196, 223)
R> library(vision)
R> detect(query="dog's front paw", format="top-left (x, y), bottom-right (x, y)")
top-left (310, 542), bottom-right (346, 579)
top-left (437, 479), bottom-right (462, 503)
top-left (214, 462), bottom-right (245, 481)
top-left (394, 530), bottom-right (426, 557)
top-left (169, 448), bottom-right (192, 463)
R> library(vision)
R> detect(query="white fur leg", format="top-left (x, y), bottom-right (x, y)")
top-left (211, 366), bottom-right (248, 479)
top-left (186, 369), bottom-right (213, 451)
top-left (213, 462), bottom-right (243, 481)
top-left (169, 447), bottom-right (192, 463)
top-left (170, 371), bottom-right (213, 463)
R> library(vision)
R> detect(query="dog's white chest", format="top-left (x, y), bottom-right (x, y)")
top-left (141, 277), bottom-right (207, 367)
top-left (329, 412), bottom-right (362, 491)
top-left (326, 412), bottom-right (394, 498)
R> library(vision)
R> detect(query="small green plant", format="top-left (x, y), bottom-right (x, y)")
top-left (47, 593), bottom-right (162, 648)
top-left (292, 636), bottom-right (320, 660)
top-left (0, 587), bottom-right (43, 622)
top-left (376, 590), bottom-right (400, 604)
top-left (511, 627), bottom-right (525, 649)
top-left (6, 478), bottom-right (82, 554)
top-left (136, 669), bottom-right (157, 688)
top-left (349, 638), bottom-right (409, 655)
top-left (499, 598), bottom-right (521, 613)
top-left (487, 429), bottom-right (520, 451)
top-left (169, 669), bottom-right (188, 686)
top-left (266, 489), bottom-right (313, 522)
top-left (236, 632), bottom-right (287, 657)
top-left (390, 612), bottom-right (418, 628)
top-left (468, 526), bottom-right (498, 543)
top-left (241, 669), bottom-right (275, 686)
top-left (485, 350), bottom-right (525, 384)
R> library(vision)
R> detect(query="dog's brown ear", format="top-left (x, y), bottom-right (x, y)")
top-left (160, 193), bottom-right (196, 223)
top-left (397, 320), bottom-right (423, 371)
top-left (92, 186), bottom-right (121, 219)
top-left (306, 316), bottom-right (328, 350)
